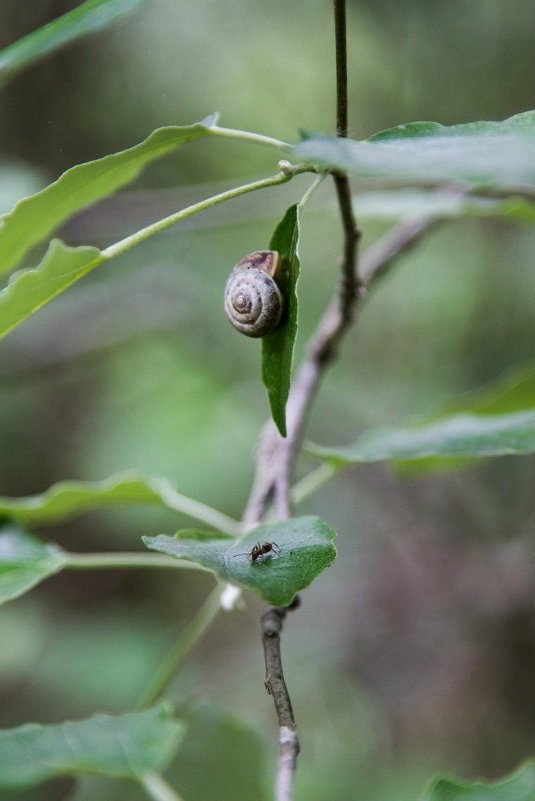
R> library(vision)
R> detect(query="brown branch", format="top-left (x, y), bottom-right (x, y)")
top-left (262, 606), bottom-right (300, 801)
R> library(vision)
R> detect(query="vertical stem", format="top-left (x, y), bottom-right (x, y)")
top-left (333, 0), bottom-right (349, 137)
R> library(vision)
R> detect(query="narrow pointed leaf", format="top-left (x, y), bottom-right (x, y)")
top-left (0, 523), bottom-right (67, 605)
top-left (0, 470), bottom-right (238, 532)
top-left (294, 110), bottom-right (535, 191)
top-left (422, 761), bottom-right (535, 801)
top-left (0, 705), bottom-right (184, 789)
top-left (0, 0), bottom-right (148, 89)
top-left (143, 515), bottom-right (337, 607)
top-left (0, 118), bottom-right (216, 275)
top-left (261, 204), bottom-right (301, 436)
top-left (310, 410), bottom-right (535, 469)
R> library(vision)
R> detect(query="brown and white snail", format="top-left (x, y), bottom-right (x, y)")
top-left (224, 250), bottom-right (284, 338)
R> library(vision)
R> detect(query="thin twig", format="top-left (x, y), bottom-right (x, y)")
top-left (138, 585), bottom-right (223, 710)
top-left (141, 772), bottom-right (186, 801)
top-left (262, 606), bottom-right (300, 801)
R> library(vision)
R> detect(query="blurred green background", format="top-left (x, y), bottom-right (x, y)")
top-left (1, 1), bottom-right (535, 799)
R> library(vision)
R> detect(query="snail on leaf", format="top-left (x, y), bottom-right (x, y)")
top-left (224, 250), bottom-right (284, 338)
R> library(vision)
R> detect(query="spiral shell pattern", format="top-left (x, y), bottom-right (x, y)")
top-left (224, 264), bottom-right (283, 338)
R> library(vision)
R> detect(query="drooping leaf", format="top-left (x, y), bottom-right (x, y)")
top-left (310, 410), bottom-right (535, 469)
top-left (0, 0), bottom-right (148, 89)
top-left (421, 761), bottom-right (535, 801)
top-left (294, 110), bottom-right (535, 192)
top-left (0, 240), bottom-right (102, 339)
top-left (261, 204), bottom-right (301, 436)
top-left (0, 117), bottom-right (217, 275)
top-left (0, 470), bottom-right (239, 532)
top-left (0, 523), bottom-right (67, 605)
top-left (0, 705), bottom-right (184, 790)
top-left (143, 515), bottom-right (337, 607)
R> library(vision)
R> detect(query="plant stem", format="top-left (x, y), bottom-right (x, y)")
top-left (138, 585), bottom-right (223, 710)
top-left (156, 483), bottom-right (241, 534)
top-left (102, 168), bottom-right (311, 263)
top-left (210, 124), bottom-right (290, 151)
top-left (291, 463), bottom-right (337, 505)
top-left (262, 606), bottom-right (300, 801)
top-left (64, 552), bottom-right (209, 572)
top-left (333, 0), bottom-right (349, 137)
top-left (141, 772), bottom-right (186, 801)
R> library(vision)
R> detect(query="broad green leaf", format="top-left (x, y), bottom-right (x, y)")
top-left (0, 705), bottom-right (183, 789)
top-left (310, 410), bottom-right (535, 469)
top-left (261, 205), bottom-right (301, 436)
top-left (71, 703), bottom-right (269, 801)
top-left (0, 240), bottom-right (102, 339)
top-left (422, 761), bottom-right (535, 801)
top-left (0, 470), bottom-right (238, 532)
top-left (355, 189), bottom-right (535, 224)
top-left (0, 523), bottom-right (67, 605)
top-left (294, 110), bottom-right (535, 191)
top-left (0, 117), bottom-right (217, 275)
top-left (0, 0), bottom-right (148, 89)
top-left (143, 515), bottom-right (337, 607)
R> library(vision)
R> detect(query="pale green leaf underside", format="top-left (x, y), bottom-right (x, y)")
top-left (0, 523), bottom-right (67, 605)
top-left (0, 0), bottom-right (148, 89)
top-left (355, 189), bottom-right (535, 223)
top-left (143, 515), bottom-right (337, 606)
top-left (0, 470), bottom-right (217, 526)
top-left (262, 204), bottom-right (301, 436)
top-left (310, 410), bottom-right (535, 469)
top-left (0, 118), bottom-right (216, 275)
top-left (0, 705), bottom-right (183, 789)
top-left (294, 110), bottom-right (535, 190)
top-left (422, 761), bottom-right (535, 801)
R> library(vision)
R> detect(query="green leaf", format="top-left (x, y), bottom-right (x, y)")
top-left (261, 205), bottom-right (301, 437)
top-left (0, 522), bottom-right (67, 605)
top-left (310, 410), bottom-right (535, 469)
top-left (294, 110), bottom-right (535, 191)
top-left (0, 705), bottom-right (184, 789)
top-left (0, 0), bottom-right (148, 89)
top-left (0, 470), bottom-right (236, 531)
top-left (0, 240), bottom-right (103, 339)
top-left (355, 189), bottom-right (535, 224)
top-left (422, 761), bottom-right (535, 801)
top-left (0, 118), bottom-right (216, 275)
top-left (143, 515), bottom-right (337, 607)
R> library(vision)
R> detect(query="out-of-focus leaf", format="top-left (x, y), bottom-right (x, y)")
top-left (310, 410), bottom-right (535, 469)
top-left (143, 515), bottom-right (337, 607)
top-left (261, 204), bottom-right (301, 436)
top-left (0, 241), bottom-right (102, 339)
top-left (440, 362), bottom-right (535, 416)
top-left (0, 523), bottom-right (67, 605)
top-left (0, 470), bottom-right (238, 532)
top-left (355, 189), bottom-right (535, 223)
top-left (294, 110), bottom-right (535, 191)
top-left (0, 117), bottom-right (217, 275)
top-left (421, 761), bottom-right (535, 801)
top-left (0, 705), bottom-right (183, 789)
top-left (169, 703), bottom-right (269, 801)
top-left (70, 704), bottom-right (269, 801)
top-left (0, 0), bottom-right (148, 89)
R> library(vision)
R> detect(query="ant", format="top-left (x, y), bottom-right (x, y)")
top-left (231, 541), bottom-right (281, 563)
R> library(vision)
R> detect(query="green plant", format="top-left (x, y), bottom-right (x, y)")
top-left (2, 2), bottom-right (535, 800)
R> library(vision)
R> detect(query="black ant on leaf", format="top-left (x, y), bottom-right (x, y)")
top-left (231, 541), bottom-right (281, 563)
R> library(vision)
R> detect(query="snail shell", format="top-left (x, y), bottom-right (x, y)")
top-left (224, 250), bottom-right (284, 338)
